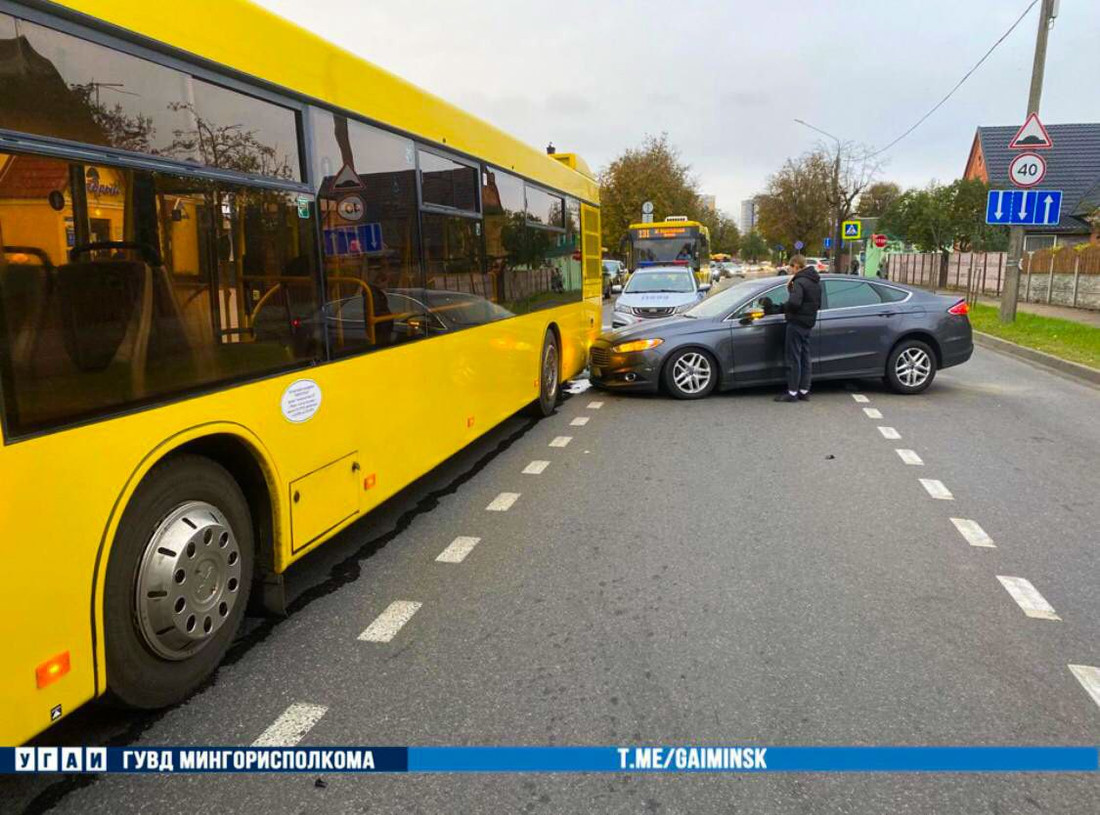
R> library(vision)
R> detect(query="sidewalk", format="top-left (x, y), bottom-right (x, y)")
top-left (974, 297), bottom-right (1100, 329)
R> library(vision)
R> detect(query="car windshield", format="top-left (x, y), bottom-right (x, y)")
top-left (602, 261), bottom-right (618, 272)
top-left (684, 279), bottom-right (773, 318)
top-left (623, 271), bottom-right (695, 294)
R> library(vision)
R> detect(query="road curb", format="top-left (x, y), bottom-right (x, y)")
top-left (973, 331), bottom-right (1100, 386)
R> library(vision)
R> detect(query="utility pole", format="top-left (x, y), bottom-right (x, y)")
top-left (1000, 0), bottom-right (1057, 323)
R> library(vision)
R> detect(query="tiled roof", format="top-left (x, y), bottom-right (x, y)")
top-left (976, 123), bottom-right (1100, 233)
top-left (0, 154), bottom-right (69, 199)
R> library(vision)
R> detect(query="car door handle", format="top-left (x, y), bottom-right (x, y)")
top-left (877, 311), bottom-right (897, 317)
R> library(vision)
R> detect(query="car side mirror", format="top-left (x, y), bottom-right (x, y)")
top-left (739, 308), bottom-right (765, 325)
top-left (698, 283), bottom-right (711, 293)
top-left (611, 284), bottom-right (622, 294)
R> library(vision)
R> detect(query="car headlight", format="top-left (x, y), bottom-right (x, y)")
top-left (613, 301), bottom-right (631, 313)
top-left (674, 302), bottom-right (694, 313)
top-left (611, 338), bottom-right (663, 353)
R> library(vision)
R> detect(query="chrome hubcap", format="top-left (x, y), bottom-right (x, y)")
top-left (672, 352), bottom-right (712, 394)
top-left (543, 343), bottom-right (558, 401)
top-left (135, 501), bottom-right (242, 661)
top-left (896, 347), bottom-right (932, 387)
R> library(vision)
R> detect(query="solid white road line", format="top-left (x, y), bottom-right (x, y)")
top-left (549, 436), bottom-right (572, 448)
top-left (950, 517), bottom-right (995, 548)
top-left (587, 401), bottom-right (604, 409)
top-left (570, 416), bottom-right (590, 426)
top-left (358, 601), bottom-right (422, 642)
top-left (863, 407), bottom-right (883, 419)
top-left (852, 394), bottom-right (870, 403)
top-left (996, 576), bottom-right (1061, 620)
top-left (919, 478), bottom-right (954, 500)
top-left (1068, 665), bottom-right (1100, 710)
top-left (486, 492), bottom-right (520, 511)
top-left (896, 449), bottom-right (924, 466)
top-left (252, 703), bottom-right (328, 747)
top-left (878, 426), bottom-right (901, 440)
top-left (436, 536), bottom-right (481, 563)
top-left (523, 460), bottom-right (550, 475)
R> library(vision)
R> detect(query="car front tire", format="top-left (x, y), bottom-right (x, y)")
top-left (663, 348), bottom-right (718, 400)
top-left (886, 339), bottom-right (937, 394)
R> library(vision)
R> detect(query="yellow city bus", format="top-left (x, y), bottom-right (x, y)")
top-left (0, 0), bottom-right (601, 745)
top-left (625, 218), bottom-right (710, 285)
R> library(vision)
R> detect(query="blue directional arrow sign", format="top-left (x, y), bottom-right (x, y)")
top-left (823, 237), bottom-right (833, 249)
top-left (986, 189), bottom-right (1062, 226)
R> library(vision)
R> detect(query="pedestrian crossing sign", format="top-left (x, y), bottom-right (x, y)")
top-left (842, 220), bottom-right (861, 239)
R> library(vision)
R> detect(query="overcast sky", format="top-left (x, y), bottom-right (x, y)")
top-left (256, 0), bottom-right (1099, 217)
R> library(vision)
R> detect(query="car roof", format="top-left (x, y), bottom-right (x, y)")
top-left (632, 265), bottom-right (694, 274)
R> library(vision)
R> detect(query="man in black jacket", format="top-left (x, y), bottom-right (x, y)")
top-left (774, 255), bottom-right (822, 403)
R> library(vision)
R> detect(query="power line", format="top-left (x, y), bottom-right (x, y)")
top-left (870, 0), bottom-right (1039, 158)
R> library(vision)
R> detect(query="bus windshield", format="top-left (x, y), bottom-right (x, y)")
top-left (633, 238), bottom-right (696, 265)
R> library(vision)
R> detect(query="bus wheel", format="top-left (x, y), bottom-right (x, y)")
top-left (528, 328), bottom-right (560, 417)
top-left (104, 454), bottom-right (254, 709)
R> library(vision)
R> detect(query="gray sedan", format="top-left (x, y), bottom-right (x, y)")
top-left (589, 275), bottom-right (973, 399)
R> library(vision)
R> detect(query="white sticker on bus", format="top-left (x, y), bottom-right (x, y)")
top-left (281, 379), bottom-right (323, 423)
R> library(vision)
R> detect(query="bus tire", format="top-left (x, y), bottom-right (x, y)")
top-left (527, 328), bottom-right (561, 417)
top-left (103, 454), bottom-right (254, 709)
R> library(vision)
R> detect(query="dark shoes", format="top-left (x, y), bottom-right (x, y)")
top-left (798, 392), bottom-right (811, 401)
top-left (774, 393), bottom-right (798, 403)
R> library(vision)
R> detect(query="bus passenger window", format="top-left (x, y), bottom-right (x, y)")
top-left (422, 212), bottom-right (509, 331)
top-left (310, 108), bottom-right (424, 355)
top-left (0, 151), bottom-right (321, 436)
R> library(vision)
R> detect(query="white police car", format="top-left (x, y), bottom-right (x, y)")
top-left (610, 266), bottom-right (711, 329)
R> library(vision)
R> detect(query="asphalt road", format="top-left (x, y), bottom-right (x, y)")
top-left (5, 300), bottom-right (1100, 814)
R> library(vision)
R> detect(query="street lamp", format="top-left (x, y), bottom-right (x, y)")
top-left (794, 118), bottom-right (844, 274)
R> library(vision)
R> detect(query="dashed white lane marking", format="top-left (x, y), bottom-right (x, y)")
top-left (878, 426), bottom-right (901, 440)
top-left (863, 407), bottom-right (883, 419)
top-left (587, 401), bottom-right (604, 409)
top-left (570, 416), bottom-right (590, 427)
top-left (523, 460), bottom-right (550, 475)
top-left (996, 576), bottom-right (1061, 621)
top-left (896, 449), bottom-right (924, 465)
top-left (852, 394), bottom-right (870, 403)
top-left (358, 601), bottom-right (422, 642)
top-left (1068, 665), bottom-right (1100, 710)
top-left (950, 518), bottom-right (995, 548)
top-left (436, 536), bottom-right (481, 563)
top-left (252, 703), bottom-right (328, 747)
top-left (486, 492), bottom-right (520, 511)
top-left (549, 436), bottom-right (572, 448)
top-left (919, 478), bottom-right (954, 500)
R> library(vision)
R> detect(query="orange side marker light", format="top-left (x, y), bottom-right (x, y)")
top-left (363, 473), bottom-right (377, 490)
top-left (36, 652), bottom-right (70, 689)
top-left (467, 416), bottom-right (475, 428)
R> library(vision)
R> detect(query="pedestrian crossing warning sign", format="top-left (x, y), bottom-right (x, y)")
top-left (1009, 113), bottom-right (1053, 150)
top-left (842, 220), bottom-right (861, 239)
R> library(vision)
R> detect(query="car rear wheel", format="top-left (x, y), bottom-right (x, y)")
top-left (663, 348), bottom-right (717, 399)
top-left (104, 454), bottom-right (254, 708)
top-left (886, 339), bottom-right (936, 394)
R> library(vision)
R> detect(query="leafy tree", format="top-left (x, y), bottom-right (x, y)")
top-left (857, 181), bottom-right (901, 217)
top-left (597, 133), bottom-right (701, 252)
top-left (740, 231), bottom-right (767, 262)
top-left (756, 150), bottom-right (832, 254)
top-left (698, 209), bottom-right (741, 255)
top-left (881, 179), bottom-right (1007, 253)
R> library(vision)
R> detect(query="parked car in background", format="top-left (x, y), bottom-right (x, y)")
top-left (591, 275), bottom-right (973, 398)
top-left (610, 266), bottom-right (711, 329)
top-left (601, 259), bottom-right (619, 298)
top-left (804, 257), bottom-right (829, 272)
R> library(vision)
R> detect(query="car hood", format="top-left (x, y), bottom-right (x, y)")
top-left (600, 314), bottom-right (716, 343)
top-left (616, 291), bottom-right (700, 308)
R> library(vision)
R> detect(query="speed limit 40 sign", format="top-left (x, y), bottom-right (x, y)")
top-left (1009, 152), bottom-right (1046, 188)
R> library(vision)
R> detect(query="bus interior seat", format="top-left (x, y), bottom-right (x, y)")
top-left (1, 246), bottom-right (55, 370)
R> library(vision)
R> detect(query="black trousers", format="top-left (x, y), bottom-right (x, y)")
top-left (784, 322), bottom-right (813, 393)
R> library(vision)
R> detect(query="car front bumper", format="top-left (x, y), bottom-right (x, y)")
top-left (588, 341), bottom-right (663, 392)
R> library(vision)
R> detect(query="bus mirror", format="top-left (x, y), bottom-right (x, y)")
top-left (611, 284), bottom-right (622, 294)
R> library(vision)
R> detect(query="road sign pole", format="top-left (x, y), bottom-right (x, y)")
top-left (1001, 0), bottom-right (1056, 323)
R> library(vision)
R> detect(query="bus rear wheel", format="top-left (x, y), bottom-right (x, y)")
top-left (528, 328), bottom-right (561, 417)
top-left (104, 454), bottom-right (254, 709)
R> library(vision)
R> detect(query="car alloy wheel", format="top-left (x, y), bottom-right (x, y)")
top-left (895, 347), bottom-right (931, 388)
top-left (670, 351), bottom-right (714, 397)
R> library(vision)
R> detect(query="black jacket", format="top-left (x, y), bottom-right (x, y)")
top-left (784, 268), bottom-right (821, 329)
